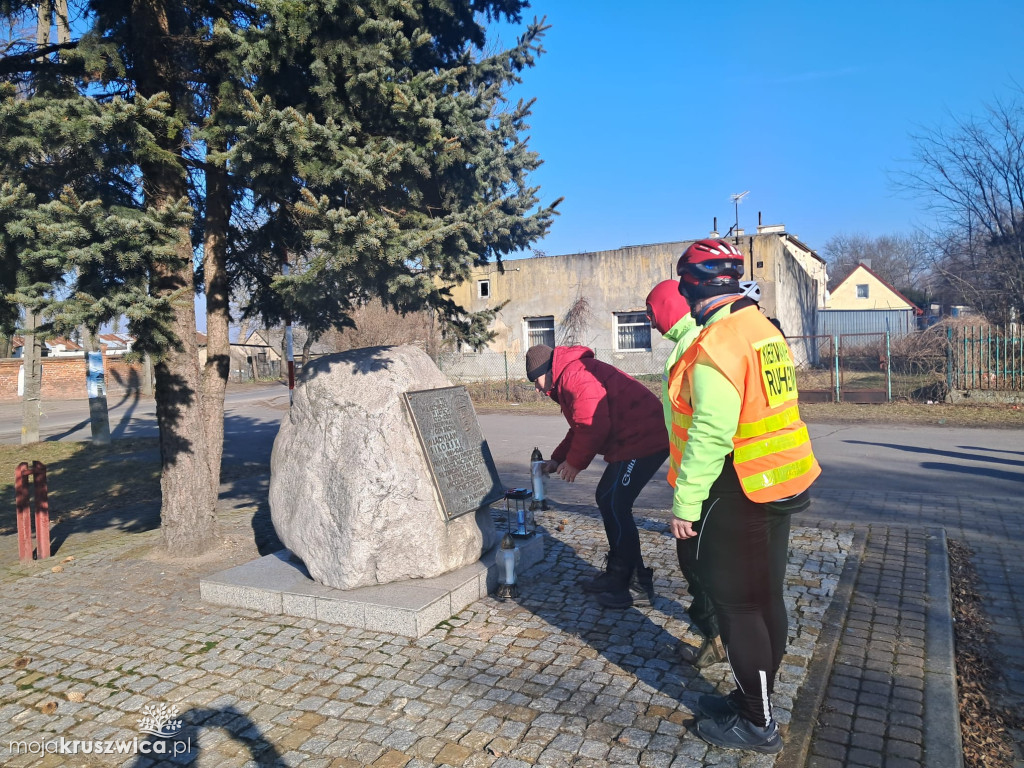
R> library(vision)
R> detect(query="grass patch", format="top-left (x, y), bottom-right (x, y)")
top-left (0, 438), bottom-right (160, 535)
top-left (798, 401), bottom-right (1024, 428)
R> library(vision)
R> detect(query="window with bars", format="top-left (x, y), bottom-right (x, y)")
top-left (524, 316), bottom-right (555, 348)
top-left (615, 312), bottom-right (651, 351)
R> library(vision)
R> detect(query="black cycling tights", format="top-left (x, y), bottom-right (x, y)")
top-left (694, 470), bottom-right (791, 728)
top-left (594, 449), bottom-right (669, 569)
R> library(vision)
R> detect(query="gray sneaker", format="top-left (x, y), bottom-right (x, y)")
top-left (695, 691), bottom-right (740, 721)
top-left (696, 713), bottom-right (783, 754)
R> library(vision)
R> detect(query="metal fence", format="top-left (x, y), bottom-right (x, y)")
top-left (433, 325), bottom-right (1024, 403)
top-left (947, 325), bottom-right (1024, 390)
top-left (229, 359), bottom-right (281, 383)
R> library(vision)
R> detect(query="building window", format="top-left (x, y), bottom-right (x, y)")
top-left (524, 316), bottom-right (555, 348)
top-left (856, 284), bottom-right (870, 299)
top-left (614, 312), bottom-right (651, 351)
top-left (477, 279), bottom-right (490, 298)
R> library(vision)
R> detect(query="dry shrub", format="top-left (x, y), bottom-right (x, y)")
top-left (321, 299), bottom-right (446, 357)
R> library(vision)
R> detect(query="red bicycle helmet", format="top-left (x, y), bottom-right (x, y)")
top-left (676, 239), bottom-right (745, 301)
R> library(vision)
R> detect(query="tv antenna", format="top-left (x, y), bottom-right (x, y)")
top-left (727, 191), bottom-right (749, 241)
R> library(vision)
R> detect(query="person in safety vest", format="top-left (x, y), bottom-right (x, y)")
top-left (645, 280), bottom-right (725, 669)
top-left (526, 344), bottom-right (669, 609)
top-left (667, 238), bottom-right (820, 755)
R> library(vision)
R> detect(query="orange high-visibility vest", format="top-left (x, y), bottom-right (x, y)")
top-left (667, 305), bottom-right (820, 503)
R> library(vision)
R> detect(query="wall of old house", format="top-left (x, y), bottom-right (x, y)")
top-left (448, 231), bottom-right (827, 372)
top-left (451, 241), bottom-right (688, 359)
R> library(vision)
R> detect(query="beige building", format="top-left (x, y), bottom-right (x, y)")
top-left (826, 263), bottom-right (915, 310)
top-left (446, 225), bottom-right (827, 371)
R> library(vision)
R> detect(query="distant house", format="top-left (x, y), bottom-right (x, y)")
top-left (194, 327), bottom-right (332, 381)
top-left (819, 263), bottom-right (921, 338)
top-left (244, 327), bottom-right (334, 365)
top-left (11, 333), bottom-right (135, 358)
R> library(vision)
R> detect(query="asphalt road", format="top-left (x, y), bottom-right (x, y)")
top-left (481, 412), bottom-right (1024, 510)
top-left (2, 388), bottom-right (1022, 503)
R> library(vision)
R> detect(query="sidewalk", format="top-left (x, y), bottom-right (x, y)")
top-left (0, 483), bottom-right (978, 768)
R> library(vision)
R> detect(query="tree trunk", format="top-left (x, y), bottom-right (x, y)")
top-left (82, 328), bottom-right (111, 445)
top-left (21, 311), bottom-right (41, 444)
top-left (132, 0), bottom-right (217, 556)
top-left (201, 137), bottom-right (231, 503)
top-left (237, 314), bottom-right (250, 346)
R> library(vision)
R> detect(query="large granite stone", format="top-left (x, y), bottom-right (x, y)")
top-left (269, 345), bottom-right (500, 590)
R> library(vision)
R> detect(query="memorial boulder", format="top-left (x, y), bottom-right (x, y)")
top-left (269, 345), bottom-right (502, 590)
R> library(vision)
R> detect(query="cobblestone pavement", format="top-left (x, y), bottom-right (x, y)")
top-left (803, 489), bottom-right (1024, 768)
top-left (1, 503), bottom-right (851, 768)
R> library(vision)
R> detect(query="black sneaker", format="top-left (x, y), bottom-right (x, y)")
top-left (696, 713), bottom-right (783, 754)
top-left (634, 565), bottom-right (655, 602)
top-left (596, 581), bottom-right (651, 609)
top-left (694, 691), bottom-right (740, 721)
top-left (581, 554), bottom-right (629, 594)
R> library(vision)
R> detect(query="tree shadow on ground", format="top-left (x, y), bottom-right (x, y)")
top-left (842, 439), bottom-right (1024, 468)
top-left (0, 408), bottom-right (281, 559)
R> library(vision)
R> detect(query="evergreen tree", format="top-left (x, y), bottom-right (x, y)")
top-left (233, 1), bottom-right (557, 342)
top-left (0, 0), bottom-right (557, 556)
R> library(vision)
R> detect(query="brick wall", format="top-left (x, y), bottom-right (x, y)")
top-left (0, 357), bottom-right (150, 401)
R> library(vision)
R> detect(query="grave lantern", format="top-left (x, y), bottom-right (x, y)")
top-left (503, 487), bottom-right (536, 538)
top-left (495, 533), bottom-right (520, 599)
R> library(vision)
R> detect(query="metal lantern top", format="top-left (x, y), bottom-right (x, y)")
top-left (503, 488), bottom-right (536, 538)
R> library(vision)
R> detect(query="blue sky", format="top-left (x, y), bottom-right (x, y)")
top-left (490, 0), bottom-right (1024, 257)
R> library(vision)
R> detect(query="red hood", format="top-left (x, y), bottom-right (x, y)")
top-left (645, 280), bottom-right (691, 335)
top-left (549, 346), bottom-right (594, 400)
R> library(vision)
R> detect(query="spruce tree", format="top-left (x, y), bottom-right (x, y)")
top-left (235, 1), bottom-right (558, 343)
top-left (0, 0), bottom-right (557, 556)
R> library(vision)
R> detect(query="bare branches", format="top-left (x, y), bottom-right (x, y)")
top-left (898, 97), bottom-right (1024, 323)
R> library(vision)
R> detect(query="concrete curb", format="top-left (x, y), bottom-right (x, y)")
top-left (924, 526), bottom-right (965, 768)
top-left (777, 527), bottom-right (867, 768)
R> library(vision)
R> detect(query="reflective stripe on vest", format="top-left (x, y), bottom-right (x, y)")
top-left (734, 405), bottom-right (801, 439)
top-left (740, 453), bottom-right (817, 495)
top-left (733, 425), bottom-right (811, 464)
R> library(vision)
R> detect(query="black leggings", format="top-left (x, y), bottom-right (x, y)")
top-left (695, 468), bottom-right (791, 728)
top-left (595, 449), bottom-right (669, 569)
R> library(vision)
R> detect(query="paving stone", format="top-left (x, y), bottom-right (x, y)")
top-left (6, 485), bottom-right (991, 768)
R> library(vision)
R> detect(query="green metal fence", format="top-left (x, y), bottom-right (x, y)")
top-left (947, 325), bottom-right (1024, 390)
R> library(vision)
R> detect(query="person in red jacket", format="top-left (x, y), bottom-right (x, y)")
top-left (526, 344), bottom-right (669, 608)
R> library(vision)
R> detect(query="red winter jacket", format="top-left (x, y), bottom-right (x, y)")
top-left (548, 346), bottom-right (668, 470)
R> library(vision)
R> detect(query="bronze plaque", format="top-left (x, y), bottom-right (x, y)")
top-left (404, 386), bottom-right (505, 520)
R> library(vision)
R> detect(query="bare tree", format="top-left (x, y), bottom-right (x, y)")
top-left (822, 232), bottom-right (933, 293)
top-left (558, 293), bottom-right (593, 346)
top-left (322, 299), bottom-right (448, 358)
top-left (899, 96), bottom-right (1024, 323)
